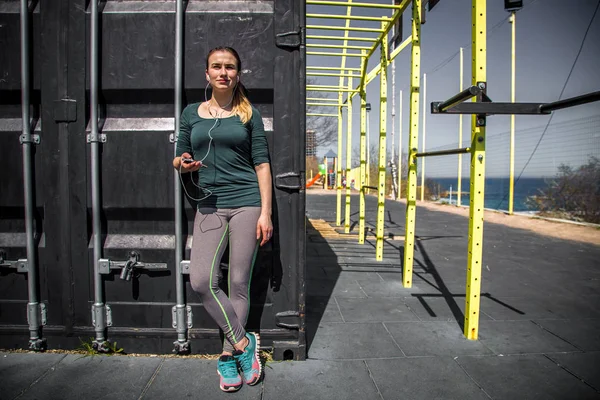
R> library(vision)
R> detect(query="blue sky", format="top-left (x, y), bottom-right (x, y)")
top-left (307, 0), bottom-right (600, 177)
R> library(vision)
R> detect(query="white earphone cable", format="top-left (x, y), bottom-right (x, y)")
top-left (178, 79), bottom-right (238, 202)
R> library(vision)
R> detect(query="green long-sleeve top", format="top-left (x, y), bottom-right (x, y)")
top-left (175, 103), bottom-right (270, 208)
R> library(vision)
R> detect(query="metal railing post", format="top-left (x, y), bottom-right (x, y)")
top-left (172, 0), bottom-right (190, 354)
top-left (20, 0), bottom-right (45, 351)
top-left (89, 0), bottom-right (110, 351)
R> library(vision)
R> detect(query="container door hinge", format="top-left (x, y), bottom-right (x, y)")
top-left (275, 310), bottom-right (301, 330)
top-left (275, 172), bottom-right (304, 191)
top-left (172, 305), bottom-right (193, 329)
top-left (92, 304), bottom-right (113, 328)
top-left (27, 303), bottom-right (47, 326)
top-left (276, 27), bottom-right (305, 50)
top-left (53, 98), bottom-right (77, 122)
top-left (180, 260), bottom-right (190, 274)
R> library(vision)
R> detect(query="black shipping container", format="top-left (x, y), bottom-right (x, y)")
top-left (0, 0), bottom-right (306, 360)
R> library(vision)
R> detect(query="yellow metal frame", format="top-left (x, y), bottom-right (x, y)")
top-left (307, 113), bottom-right (338, 117)
top-left (337, 2), bottom-right (353, 227)
top-left (358, 52), bottom-right (367, 244)
top-left (464, 0), bottom-right (487, 340)
top-left (307, 13), bottom-right (392, 22)
top-left (345, 77), bottom-right (353, 233)
top-left (308, 0), bottom-right (411, 260)
top-left (306, 0), bottom-right (492, 342)
top-left (402, 0), bottom-right (421, 287)
top-left (307, 35), bottom-right (377, 42)
top-left (375, 19), bottom-right (388, 260)
top-left (307, 51), bottom-right (365, 57)
top-left (458, 47), bottom-right (464, 206)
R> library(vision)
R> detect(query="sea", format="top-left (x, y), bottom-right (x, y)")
top-left (426, 177), bottom-right (548, 212)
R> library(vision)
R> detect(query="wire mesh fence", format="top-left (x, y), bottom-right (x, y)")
top-left (416, 115), bottom-right (600, 215)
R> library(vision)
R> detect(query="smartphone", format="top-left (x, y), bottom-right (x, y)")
top-left (182, 158), bottom-right (194, 164)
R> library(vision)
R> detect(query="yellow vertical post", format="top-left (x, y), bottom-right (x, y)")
top-left (344, 77), bottom-right (353, 234)
top-left (359, 52), bottom-right (367, 244)
top-left (457, 47), bottom-right (464, 206)
top-left (420, 73), bottom-right (426, 201)
top-left (398, 90), bottom-right (402, 199)
top-left (336, 1), bottom-right (353, 226)
top-left (336, 106), bottom-right (343, 224)
top-left (403, 0), bottom-right (421, 287)
top-left (465, 0), bottom-right (487, 340)
top-left (375, 20), bottom-right (388, 261)
top-left (508, 11), bottom-right (516, 215)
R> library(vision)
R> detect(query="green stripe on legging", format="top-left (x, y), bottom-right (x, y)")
top-left (246, 239), bottom-right (260, 316)
top-left (210, 223), bottom-right (237, 344)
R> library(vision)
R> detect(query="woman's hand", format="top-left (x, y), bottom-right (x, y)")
top-left (256, 213), bottom-right (273, 246)
top-left (173, 152), bottom-right (202, 173)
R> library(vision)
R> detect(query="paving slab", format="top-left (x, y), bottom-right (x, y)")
top-left (0, 352), bottom-right (66, 400)
top-left (336, 297), bottom-right (419, 322)
top-left (262, 360), bottom-right (380, 400)
top-left (358, 279), bottom-right (433, 297)
top-left (455, 354), bottom-right (600, 400)
top-left (142, 358), bottom-right (261, 400)
top-left (307, 322), bottom-right (404, 360)
top-left (535, 319), bottom-right (600, 351)
top-left (547, 352), bottom-right (600, 392)
top-left (306, 296), bottom-right (344, 323)
top-left (478, 320), bottom-right (579, 355)
top-left (366, 357), bottom-right (489, 400)
top-left (384, 321), bottom-right (493, 357)
top-left (482, 294), bottom-right (600, 321)
top-left (16, 354), bottom-right (161, 400)
top-left (306, 279), bottom-right (366, 298)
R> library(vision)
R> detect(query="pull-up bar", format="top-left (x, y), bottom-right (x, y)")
top-left (432, 87), bottom-right (600, 116)
top-left (415, 147), bottom-right (471, 158)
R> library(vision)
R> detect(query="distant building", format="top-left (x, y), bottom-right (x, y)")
top-left (306, 130), bottom-right (316, 157)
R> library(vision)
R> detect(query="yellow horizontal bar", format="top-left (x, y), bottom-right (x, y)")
top-left (307, 72), bottom-right (361, 78)
top-left (308, 51), bottom-right (365, 57)
top-left (307, 113), bottom-right (338, 117)
top-left (307, 103), bottom-right (342, 107)
top-left (307, 35), bottom-right (378, 42)
top-left (306, 97), bottom-right (338, 101)
top-left (365, 36), bottom-right (412, 85)
top-left (307, 88), bottom-right (359, 93)
top-left (307, 43), bottom-right (372, 51)
top-left (307, 66), bottom-right (363, 71)
top-left (307, 25), bottom-right (384, 33)
top-left (307, 14), bottom-right (393, 22)
top-left (357, 0), bottom-right (410, 93)
top-left (308, 84), bottom-right (346, 89)
top-left (307, 0), bottom-right (407, 9)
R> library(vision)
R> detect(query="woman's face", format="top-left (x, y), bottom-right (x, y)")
top-left (206, 50), bottom-right (239, 93)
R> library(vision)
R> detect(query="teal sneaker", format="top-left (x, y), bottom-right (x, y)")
top-left (234, 332), bottom-right (262, 385)
top-left (217, 355), bottom-right (242, 392)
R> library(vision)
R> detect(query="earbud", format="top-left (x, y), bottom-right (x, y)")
top-left (237, 76), bottom-right (240, 82)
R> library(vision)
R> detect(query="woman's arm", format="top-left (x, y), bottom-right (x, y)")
top-left (255, 162), bottom-right (273, 246)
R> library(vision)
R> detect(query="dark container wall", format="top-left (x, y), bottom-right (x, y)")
top-left (0, 0), bottom-right (306, 359)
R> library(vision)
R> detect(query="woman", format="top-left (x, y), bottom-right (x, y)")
top-left (173, 46), bottom-right (272, 392)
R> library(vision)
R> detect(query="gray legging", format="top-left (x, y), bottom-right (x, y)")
top-left (189, 206), bottom-right (261, 353)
